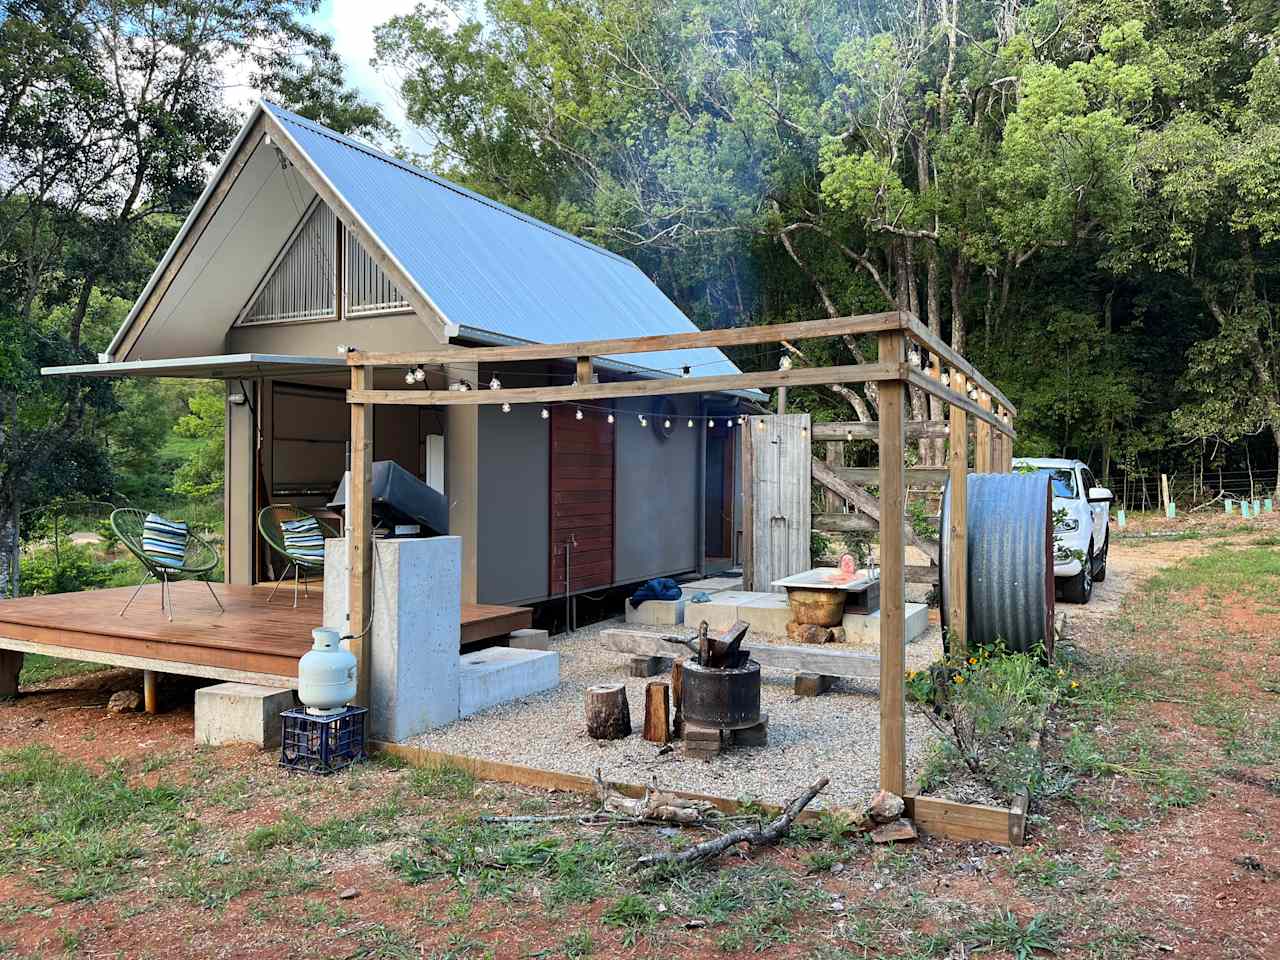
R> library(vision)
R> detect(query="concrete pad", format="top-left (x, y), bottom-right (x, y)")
top-left (842, 602), bottom-right (930, 645)
top-left (508, 628), bottom-right (551, 651)
top-left (681, 576), bottom-right (743, 594)
top-left (195, 682), bottom-right (296, 749)
top-left (736, 593), bottom-right (792, 635)
top-left (624, 598), bottom-right (685, 626)
top-left (459, 647), bottom-right (560, 718)
top-left (685, 589), bottom-right (760, 632)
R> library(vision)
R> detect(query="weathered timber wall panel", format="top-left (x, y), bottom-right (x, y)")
top-left (747, 414), bottom-right (810, 592)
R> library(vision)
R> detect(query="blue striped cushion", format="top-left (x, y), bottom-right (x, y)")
top-left (142, 514), bottom-right (188, 569)
top-left (281, 516), bottom-right (325, 561)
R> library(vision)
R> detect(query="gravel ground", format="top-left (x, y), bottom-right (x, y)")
top-left (406, 616), bottom-right (945, 809)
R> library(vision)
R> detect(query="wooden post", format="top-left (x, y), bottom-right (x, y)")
top-left (974, 391), bottom-right (993, 473)
top-left (776, 385), bottom-right (787, 414)
top-left (741, 417), bottom-right (755, 590)
top-left (823, 441), bottom-right (845, 514)
top-left (877, 331), bottom-right (907, 797)
top-left (1160, 473), bottom-right (1170, 512)
top-left (142, 669), bottom-right (157, 714)
top-left (947, 373), bottom-right (968, 658)
top-left (349, 364), bottom-right (374, 709)
top-left (926, 354), bottom-right (944, 466)
top-left (576, 355), bottom-right (593, 386)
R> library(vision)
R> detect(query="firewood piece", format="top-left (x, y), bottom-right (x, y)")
top-left (592, 770), bottom-right (716, 822)
top-left (643, 682), bottom-right (671, 744)
top-left (586, 683), bottom-right (631, 740)
top-left (786, 621), bottom-right (834, 645)
top-left (697, 621), bottom-right (711, 665)
top-left (629, 655), bottom-right (666, 678)
top-left (671, 659), bottom-right (685, 738)
top-left (636, 776), bottom-right (830, 868)
top-left (710, 621), bottom-right (750, 667)
top-left (794, 673), bottom-right (835, 697)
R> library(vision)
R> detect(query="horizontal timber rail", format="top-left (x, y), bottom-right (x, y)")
top-left (347, 311), bottom-right (902, 366)
top-left (907, 368), bottom-right (1013, 437)
top-left (350, 361), bottom-right (902, 407)
top-left (812, 420), bottom-right (950, 441)
top-left (901, 315), bottom-right (1016, 417)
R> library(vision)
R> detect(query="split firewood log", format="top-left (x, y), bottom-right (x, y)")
top-left (593, 770), bottom-right (717, 823)
top-left (586, 683), bottom-right (631, 740)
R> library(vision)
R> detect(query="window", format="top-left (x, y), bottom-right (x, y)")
top-left (1031, 467), bottom-right (1077, 498)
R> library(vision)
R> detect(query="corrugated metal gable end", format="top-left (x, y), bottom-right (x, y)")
top-left (262, 102), bottom-right (741, 380)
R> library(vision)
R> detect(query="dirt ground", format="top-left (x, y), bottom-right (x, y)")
top-left (0, 512), bottom-right (1276, 959)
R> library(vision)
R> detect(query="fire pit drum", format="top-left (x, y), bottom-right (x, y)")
top-left (681, 657), bottom-right (761, 730)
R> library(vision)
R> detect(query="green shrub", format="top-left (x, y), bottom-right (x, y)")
top-left (907, 643), bottom-right (1066, 799)
top-left (20, 542), bottom-right (123, 596)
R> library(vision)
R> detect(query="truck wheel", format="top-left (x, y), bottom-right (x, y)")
top-left (1062, 542), bottom-right (1094, 604)
top-left (1093, 532), bottom-right (1108, 582)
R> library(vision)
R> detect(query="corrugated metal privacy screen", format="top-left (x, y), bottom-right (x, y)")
top-left (242, 201), bottom-right (336, 323)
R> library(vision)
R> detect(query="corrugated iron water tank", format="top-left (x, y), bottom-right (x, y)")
top-left (939, 473), bottom-right (1055, 656)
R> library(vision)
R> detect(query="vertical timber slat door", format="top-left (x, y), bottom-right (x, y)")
top-left (746, 414), bottom-right (811, 592)
top-left (550, 404), bottom-right (615, 595)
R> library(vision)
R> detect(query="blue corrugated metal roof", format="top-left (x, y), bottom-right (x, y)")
top-left (263, 102), bottom-right (743, 381)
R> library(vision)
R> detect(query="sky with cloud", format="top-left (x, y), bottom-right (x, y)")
top-left (307, 0), bottom-right (452, 149)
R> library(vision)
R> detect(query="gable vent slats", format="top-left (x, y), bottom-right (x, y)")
top-left (241, 202), bottom-right (336, 324)
top-left (345, 230), bottom-right (410, 316)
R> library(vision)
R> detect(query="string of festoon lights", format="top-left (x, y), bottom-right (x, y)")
top-left (394, 346), bottom-right (1009, 433)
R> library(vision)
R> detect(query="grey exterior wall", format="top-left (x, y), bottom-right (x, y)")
top-left (476, 403), bottom-right (550, 605)
top-left (613, 395), bottom-right (701, 584)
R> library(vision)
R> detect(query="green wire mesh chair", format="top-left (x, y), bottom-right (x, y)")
top-left (257, 505), bottom-right (340, 607)
top-left (110, 508), bottom-right (224, 621)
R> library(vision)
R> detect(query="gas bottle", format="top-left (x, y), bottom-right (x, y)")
top-left (298, 627), bottom-right (357, 715)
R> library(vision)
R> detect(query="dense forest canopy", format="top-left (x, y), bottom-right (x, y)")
top-left (3, 0), bottom-right (1280, 595)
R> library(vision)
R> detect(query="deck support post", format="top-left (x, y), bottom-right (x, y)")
top-left (974, 390), bottom-right (992, 473)
top-left (877, 331), bottom-right (907, 797)
top-left (349, 364), bottom-right (374, 708)
top-left (0, 651), bottom-right (22, 699)
top-left (947, 373), bottom-right (969, 657)
top-left (142, 669), bottom-right (157, 714)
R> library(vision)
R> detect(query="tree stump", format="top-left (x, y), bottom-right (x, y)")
top-left (586, 683), bottom-right (631, 740)
top-left (643, 682), bottom-right (671, 744)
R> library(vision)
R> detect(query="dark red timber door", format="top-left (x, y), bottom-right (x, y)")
top-left (550, 404), bottom-right (615, 595)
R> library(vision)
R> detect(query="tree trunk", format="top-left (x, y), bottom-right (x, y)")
top-left (586, 683), bottom-right (631, 740)
top-left (951, 258), bottom-right (970, 355)
top-left (0, 499), bottom-right (18, 599)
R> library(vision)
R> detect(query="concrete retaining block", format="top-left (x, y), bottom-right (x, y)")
top-left (624, 598), bottom-right (686, 626)
top-left (195, 682), bottom-right (296, 749)
top-left (459, 647), bottom-right (560, 717)
top-left (842, 602), bottom-right (930, 645)
top-left (736, 593), bottom-right (792, 635)
top-left (507, 628), bottom-right (551, 650)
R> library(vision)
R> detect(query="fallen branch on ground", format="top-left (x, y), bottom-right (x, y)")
top-left (594, 768), bottom-right (718, 824)
top-left (635, 775), bottom-right (830, 869)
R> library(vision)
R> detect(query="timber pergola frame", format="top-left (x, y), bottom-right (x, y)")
top-left (342, 309), bottom-right (1015, 796)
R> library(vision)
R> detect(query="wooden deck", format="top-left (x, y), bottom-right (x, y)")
top-left (0, 582), bottom-right (531, 688)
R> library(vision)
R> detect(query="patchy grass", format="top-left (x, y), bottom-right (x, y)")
top-left (18, 654), bottom-right (109, 686)
top-left (0, 748), bottom-right (186, 902)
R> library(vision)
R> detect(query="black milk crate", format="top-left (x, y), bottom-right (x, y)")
top-left (280, 705), bottom-right (368, 774)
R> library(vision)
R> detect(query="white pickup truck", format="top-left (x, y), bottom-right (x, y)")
top-left (1012, 457), bottom-right (1113, 604)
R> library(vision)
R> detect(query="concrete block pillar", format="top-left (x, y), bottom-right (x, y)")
top-left (325, 536), bottom-right (462, 741)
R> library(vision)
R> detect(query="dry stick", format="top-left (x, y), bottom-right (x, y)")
top-left (635, 776), bottom-right (831, 869)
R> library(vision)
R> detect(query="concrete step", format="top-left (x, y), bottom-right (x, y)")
top-left (458, 647), bottom-right (560, 718)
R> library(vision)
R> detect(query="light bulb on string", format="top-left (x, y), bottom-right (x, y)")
top-left (540, 407), bottom-right (549, 420)
top-left (413, 366), bottom-right (426, 383)
top-left (908, 346), bottom-right (921, 367)
top-left (687, 419), bottom-right (694, 428)
top-left (846, 430), bottom-right (853, 442)
top-left (756, 419), bottom-right (765, 430)
top-left (576, 408), bottom-right (584, 421)
top-left (404, 371), bottom-right (415, 385)
top-left (489, 376), bottom-right (501, 390)
top-left (501, 402), bottom-right (511, 413)
top-left (663, 418), bottom-right (671, 429)
top-left (779, 355), bottom-right (793, 371)
top-left (607, 413), bottom-right (615, 424)
top-left (941, 372), bottom-right (950, 388)
top-left (681, 366), bottom-right (691, 378)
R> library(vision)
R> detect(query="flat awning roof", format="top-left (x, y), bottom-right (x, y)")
top-left (42, 353), bottom-right (348, 380)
